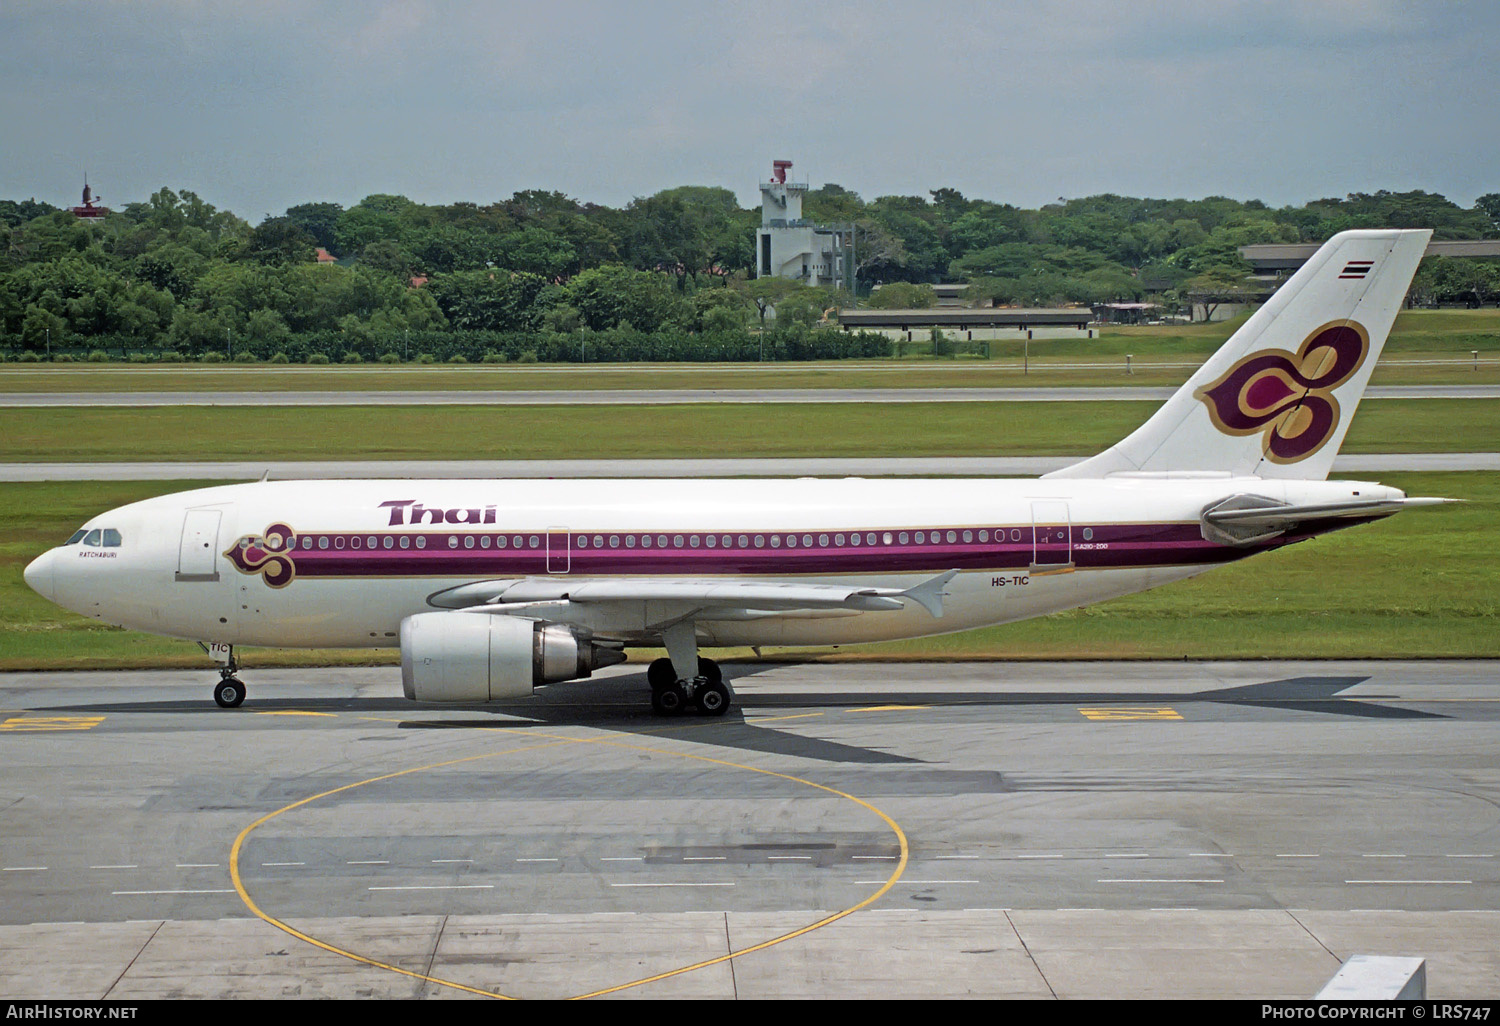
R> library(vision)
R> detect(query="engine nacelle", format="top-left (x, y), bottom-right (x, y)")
top-left (400, 612), bottom-right (625, 703)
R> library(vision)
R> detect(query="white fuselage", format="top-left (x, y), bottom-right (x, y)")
top-left (25, 475), bottom-right (1398, 651)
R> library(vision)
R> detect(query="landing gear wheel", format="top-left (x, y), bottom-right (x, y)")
top-left (214, 678), bottom-right (246, 709)
top-left (647, 657), bottom-right (677, 691)
top-left (694, 679), bottom-right (731, 717)
top-left (698, 657), bottom-right (722, 685)
top-left (651, 685), bottom-right (687, 717)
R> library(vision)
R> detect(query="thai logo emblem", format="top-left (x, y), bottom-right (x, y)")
top-left (225, 523), bottom-right (298, 588)
top-left (1194, 320), bottom-right (1370, 464)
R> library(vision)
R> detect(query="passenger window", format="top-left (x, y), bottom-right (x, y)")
top-left (102, 529), bottom-right (122, 547)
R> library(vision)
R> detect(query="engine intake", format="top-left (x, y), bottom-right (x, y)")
top-left (400, 612), bottom-right (625, 702)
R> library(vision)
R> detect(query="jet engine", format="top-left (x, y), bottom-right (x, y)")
top-left (400, 612), bottom-right (626, 702)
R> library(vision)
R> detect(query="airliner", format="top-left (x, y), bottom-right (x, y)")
top-left (23, 229), bottom-right (1444, 716)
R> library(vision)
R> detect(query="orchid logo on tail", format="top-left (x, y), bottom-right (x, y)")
top-left (1194, 320), bottom-right (1369, 464)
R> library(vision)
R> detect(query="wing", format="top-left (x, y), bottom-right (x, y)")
top-left (427, 570), bottom-right (958, 621)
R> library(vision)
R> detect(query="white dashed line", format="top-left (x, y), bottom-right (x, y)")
top-left (516, 858), bottom-right (559, 863)
top-left (113, 889), bottom-right (235, 895)
top-left (175, 863), bottom-right (219, 868)
top-left (1098, 879), bottom-right (1224, 884)
top-left (1345, 880), bottom-right (1472, 885)
top-left (369, 884), bottom-right (494, 891)
top-left (431, 859), bottom-right (472, 864)
top-left (610, 882), bottom-right (735, 888)
top-left (262, 862), bottom-right (305, 867)
top-left (857, 879), bottom-right (977, 885)
top-left (767, 856), bottom-right (812, 861)
top-left (601, 857), bottom-right (643, 862)
top-left (3, 867), bottom-right (47, 872)
top-left (347, 860), bottom-right (388, 865)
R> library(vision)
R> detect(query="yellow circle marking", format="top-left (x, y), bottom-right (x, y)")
top-left (229, 722), bottom-right (909, 1000)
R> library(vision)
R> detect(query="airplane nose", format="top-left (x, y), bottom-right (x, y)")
top-left (23, 549), bottom-right (55, 601)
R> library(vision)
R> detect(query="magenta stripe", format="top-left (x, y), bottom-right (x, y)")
top-left (230, 517), bottom-right (1365, 582)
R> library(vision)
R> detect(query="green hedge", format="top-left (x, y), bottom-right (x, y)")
top-left (0, 325), bottom-right (891, 364)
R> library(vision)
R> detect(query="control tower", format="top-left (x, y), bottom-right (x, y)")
top-left (754, 160), bottom-right (851, 290)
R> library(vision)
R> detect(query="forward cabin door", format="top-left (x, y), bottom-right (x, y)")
top-left (176, 508), bottom-right (222, 582)
top-left (1030, 500), bottom-right (1074, 574)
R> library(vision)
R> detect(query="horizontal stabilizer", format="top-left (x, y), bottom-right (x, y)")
top-left (1200, 493), bottom-right (1453, 546)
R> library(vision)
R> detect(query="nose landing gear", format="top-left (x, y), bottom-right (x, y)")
top-left (200, 642), bottom-right (246, 708)
top-left (214, 673), bottom-right (246, 709)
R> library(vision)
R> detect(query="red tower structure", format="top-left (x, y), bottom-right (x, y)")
top-left (71, 178), bottom-right (110, 221)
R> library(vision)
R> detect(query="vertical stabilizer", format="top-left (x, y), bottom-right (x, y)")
top-left (1045, 228), bottom-right (1431, 480)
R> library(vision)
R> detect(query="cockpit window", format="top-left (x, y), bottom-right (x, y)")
top-left (70, 528), bottom-right (122, 547)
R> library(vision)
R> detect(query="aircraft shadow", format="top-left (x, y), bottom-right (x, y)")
top-left (22, 671), bottom-right (1444, 766)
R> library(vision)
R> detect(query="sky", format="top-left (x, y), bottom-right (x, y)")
top-left (2, 0), bottom-right (1496, 221)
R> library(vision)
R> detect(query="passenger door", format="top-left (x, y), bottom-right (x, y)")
top-left (1030, 500), bottom-right (1074, 574)
top-left (176, 508), bottom-right (222, 582)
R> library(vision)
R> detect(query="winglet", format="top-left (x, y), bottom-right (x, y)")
top-left (902, 569), bottom-right (959, 618)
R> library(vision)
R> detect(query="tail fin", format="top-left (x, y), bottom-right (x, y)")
top-left (1046, 228), bottom-right (1432, 480)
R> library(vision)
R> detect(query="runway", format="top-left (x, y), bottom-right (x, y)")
top-left (2, 453), bottom-right (1496, 481)
top-left (2, 660), bottom-right (1496, 999)
top-left (4, 384), bottom-right (1498, 406)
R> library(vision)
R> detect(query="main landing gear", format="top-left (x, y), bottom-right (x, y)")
top-left (647, 656), bottom-right (731, 717)
top-left (201, 643), bottom-right (246, 708)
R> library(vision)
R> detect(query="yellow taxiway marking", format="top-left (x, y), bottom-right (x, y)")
top-left (0, 716), bottom-right (106, 732)
top-left (746, 712), bottom-right (825, 724)
top-left (1078, 706), bottom-right (1183, 721)
top-left (851, 704), bottom-right (929, 713)
top-left (230, 723), bottom-right (909, 1001)
top-left (253, 710), bottom-right (335, 717)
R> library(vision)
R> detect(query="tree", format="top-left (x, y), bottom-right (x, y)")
top-left (494, 227), bottom-right (576, 278)
top-left (1476, 194), bottom-right (1500, 237)
top-left (566, 264), bottom-right (688, 331)
top-left (283, 202), bottom-right (344, 253)
top-left (240, 217), bottom-right (317, 265)
top-left (866, 282), bottom-right (936, 309)
top-left (737, 276), bottom-right (802, 328)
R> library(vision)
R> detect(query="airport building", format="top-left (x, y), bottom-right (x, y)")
top-left (1240, 239), bottom-right (1500, 276)
top-left (838, 306), bottom-right (1095, 342)
top-left (754, 160), bottom-right (854, 290)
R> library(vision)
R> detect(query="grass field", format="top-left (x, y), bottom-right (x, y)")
top-left (0, 309), bottom-right (1495, 392)
top-left (0, 398), bottom-right (1495, 463)
top-left (0, 471), bottom-right (1494, 671)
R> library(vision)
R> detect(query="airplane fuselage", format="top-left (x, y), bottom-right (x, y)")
top-left (26, 475), bottom-right (1398, 651)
